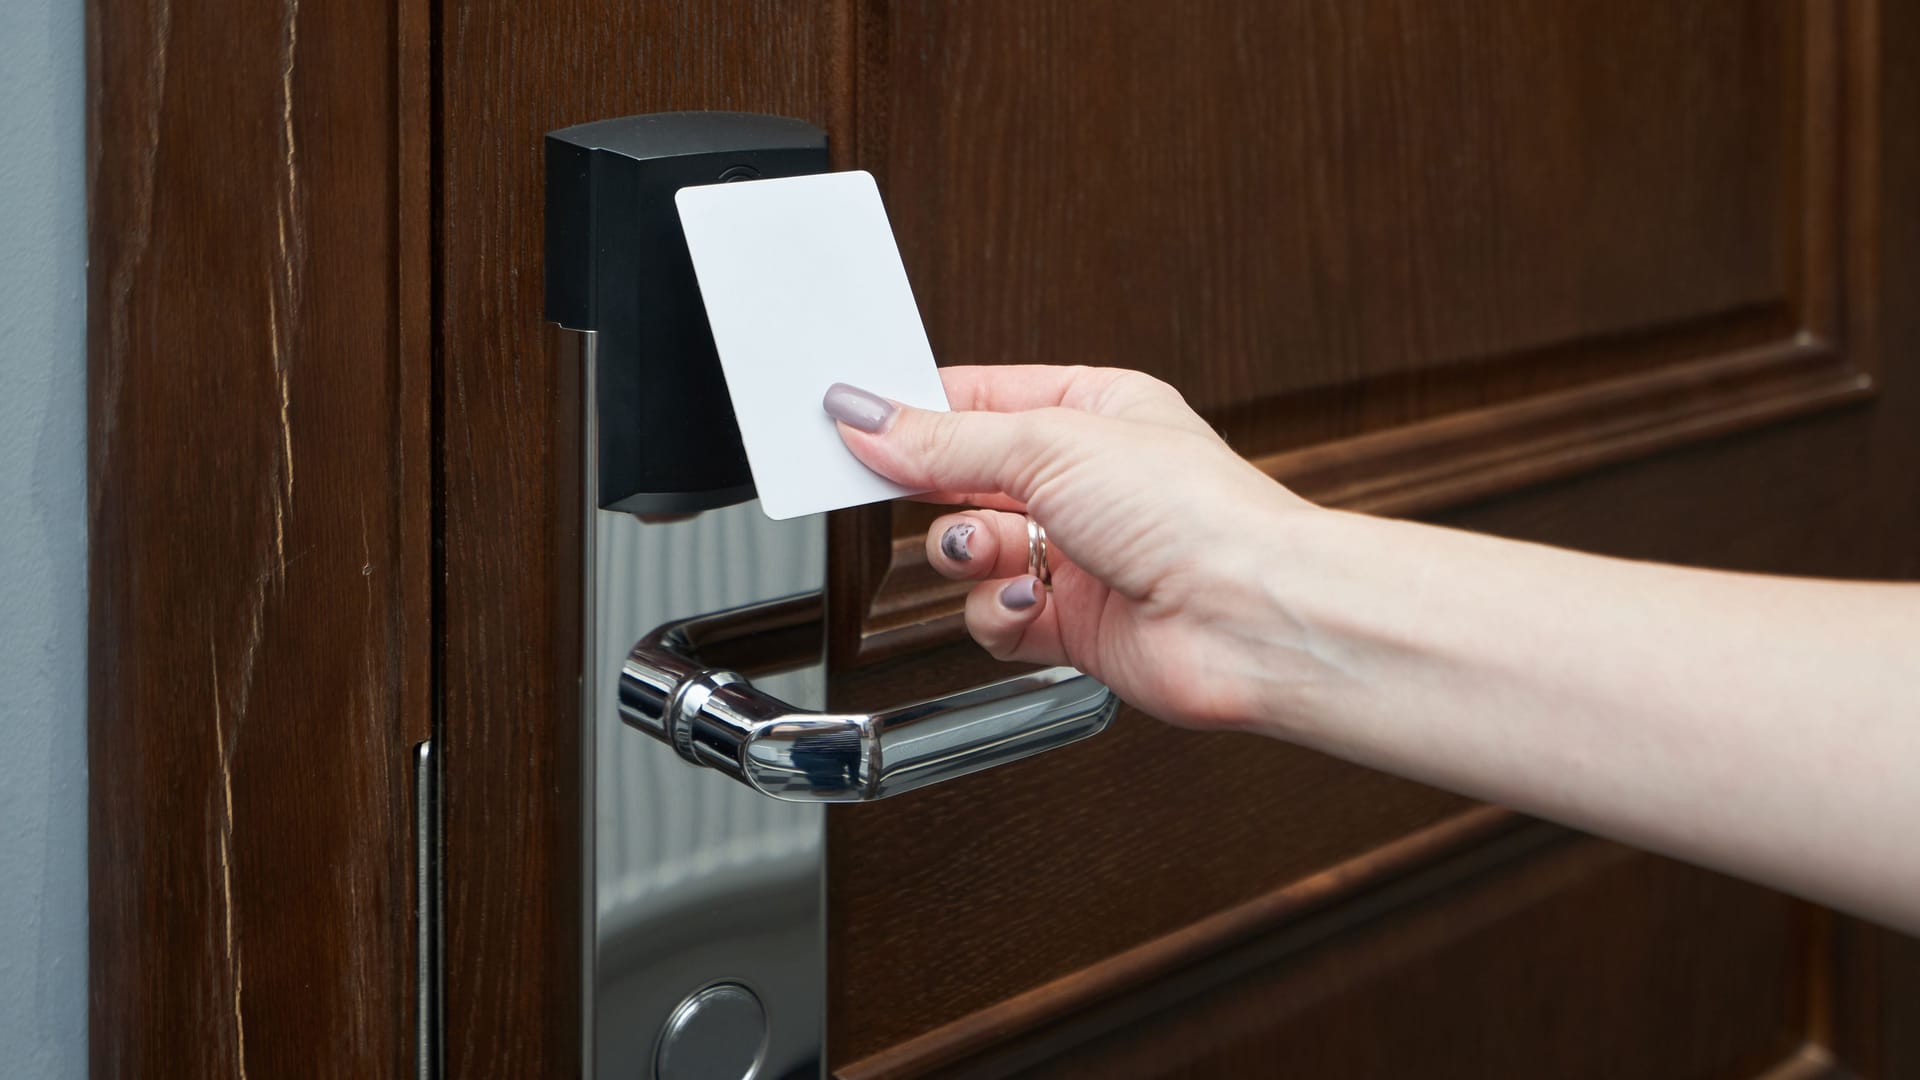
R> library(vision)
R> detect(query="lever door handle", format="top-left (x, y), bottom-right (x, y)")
top-left (619, 594), bottom-right (1118, 802)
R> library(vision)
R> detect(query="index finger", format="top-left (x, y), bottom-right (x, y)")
top-left (938, 364), bottom-right (1207, 431)
top-left (937, 365), bottom-right (1115, 412)
top-left (835, 403), bottom-right (1091, 507)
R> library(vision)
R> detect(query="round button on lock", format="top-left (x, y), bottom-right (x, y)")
top-left (653, 982), bottom-right (768, 1080)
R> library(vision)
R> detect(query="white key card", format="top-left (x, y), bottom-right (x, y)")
top-left (675, 170), bottom-right (950, 520)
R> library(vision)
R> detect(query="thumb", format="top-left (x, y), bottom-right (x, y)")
top-left (823, 382), bottom-right (1069, 504)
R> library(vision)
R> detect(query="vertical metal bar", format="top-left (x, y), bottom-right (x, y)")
top-left (414, 739), bottom-right (442, 1080)
top-left (584, 457), bottom-right (829, 1076)
top-left (578, 330), bottom-right (600, 1077)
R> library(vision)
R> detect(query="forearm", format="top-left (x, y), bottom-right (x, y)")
top-left (1257, 507), bottom-right (1920, 931)
top-left (829, 365), bottom-right (1916, 925)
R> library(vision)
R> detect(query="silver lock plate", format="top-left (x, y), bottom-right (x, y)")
top-left (579, 326), bottom-right (826, 1080)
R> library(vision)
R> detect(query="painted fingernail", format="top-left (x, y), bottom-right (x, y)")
top-left (1000, 576), bottom-right (1040, 610)
top-left (822, 382), bottom-right (897, 433)
top-left (940, 522), bottom-right (976, 562)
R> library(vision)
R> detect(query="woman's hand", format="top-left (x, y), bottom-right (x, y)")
top-left (827, 364), bottom-right (1920, 932)
top-left (824, 365), bottom-right (1319, 729)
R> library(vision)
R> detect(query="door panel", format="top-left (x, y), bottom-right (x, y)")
top-left (427, 0), bottom-right (1920, 1078)
top-left (89, 0), bottom-right (1919, 1074)
top-left (956, 837), bottom-right (1815, 1080)
top-left (882, 1), bottom-right (1799, 405)
top-left (842, 0), bottom-right (1870, 661)
top-left (86, 0), bottom-right (433, 1072)
top-left (825, 668), bottom-right (1481, 1062)
top-left (820, 0), bottom-right (1915, 1074)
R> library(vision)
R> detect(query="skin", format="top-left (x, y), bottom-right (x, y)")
top-left (826, 364), bottom-right (1920, 934)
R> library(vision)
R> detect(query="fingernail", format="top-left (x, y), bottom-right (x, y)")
top-left (999, 576), bottom-right (1040, 610)
top-left (940, 523), bottom-right (976, 562)
top-left (822, 382), bottom-right (897, 433)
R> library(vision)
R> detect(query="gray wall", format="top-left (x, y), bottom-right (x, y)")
top-left (0, 0), bottom-right (88, 1073)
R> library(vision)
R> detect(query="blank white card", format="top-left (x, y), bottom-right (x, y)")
top-left (675, 170), bottom-right (950, 520)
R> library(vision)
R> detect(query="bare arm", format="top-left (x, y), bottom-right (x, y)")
top-left (824, 365), bottom-right (1920, 932)
top-left (1260, 509), bottom-right (1920, 932)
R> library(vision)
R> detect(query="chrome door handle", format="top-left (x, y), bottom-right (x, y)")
top-left (620, 594), bottom-right (1118, 802)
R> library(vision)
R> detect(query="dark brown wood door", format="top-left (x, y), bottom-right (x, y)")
top-left (431, 0), bottom-right (1920, 1076)
top-left (89, 0), bottom-right (1920, 1075)
top-left (813, 3), bottom-right (1920, 1075)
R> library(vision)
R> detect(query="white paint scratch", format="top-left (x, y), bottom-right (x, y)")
top-left (265, 288), bottom-right (289, 580)
top-left (210, 636), bottom-right (249, 1080)
top-left (268, 0), bottom-right (303, 554)
top-left (204, 573), bottom-right (272, 1080)
top-left (231, 574), bottom-right (269, 737)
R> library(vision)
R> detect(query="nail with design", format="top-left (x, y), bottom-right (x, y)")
top-left (940, 522), bottom-right (976, 562)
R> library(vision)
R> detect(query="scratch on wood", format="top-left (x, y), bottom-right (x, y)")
top-left (265, 288), bottom-right (290, 580)
top-left (268, 0), bottom-right (303, 575)
top-left (232, 573), bottom-right (269, 733)
top-left (207, 500), bottom-right (274, 1074)
top-left (208, 0), bottom-right (298, 1017)
top-left (210, 636), bottom-right (249, 1080)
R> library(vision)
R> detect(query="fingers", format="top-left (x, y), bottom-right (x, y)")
top-left (931, 511), bottom-right (1075, 666)
top-left (925, 508), bottom-right (1036, 581)
top-left (963, 575), bottom-right (1067, 666)
top-left (832, 395), bottom-right (1083, 505)
top-left (939, 365), bottom-right (1211, 433)
top-left (937, 365), bottom-right (1120, 412)
top-left (904, 489), bottom-right (1029, 514)
top-left (824, 369), bottom-right (1213, 505)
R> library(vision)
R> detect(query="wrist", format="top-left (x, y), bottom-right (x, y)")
top-left (1175, 495), bottom-right (1359, 730)
top-left (1223, 503), bottom-right (1383, 737)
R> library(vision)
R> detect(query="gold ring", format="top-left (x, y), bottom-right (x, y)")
top-left (1026, 518), bottom-right (1052, 591)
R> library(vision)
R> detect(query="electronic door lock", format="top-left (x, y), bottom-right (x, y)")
top-left (546, 110), bottom-right (1120, 806)
top-left (545, 111), bottom-right (830, 514)
top-left (550, 111), bottom-right (1116, 1076)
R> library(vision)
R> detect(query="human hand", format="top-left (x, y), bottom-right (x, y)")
top-left (823, 365), bottom-right (1319, 729)
top-left (827, 372), bottom-right (1920, 932)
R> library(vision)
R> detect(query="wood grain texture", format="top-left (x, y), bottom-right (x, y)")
top-left (973, 839), bottom-right (1815, 1079)
top-left (434, 1), bottom-right (850, 1074)
top-left (839, 0), bottom-right (1878, 663)
top-left (876, 0), bottom-right (1798, 407)
top-left (828, 1), bottom-right (1920, 1074)
top-left (86, 0), bottom-right (1920, 1075)
top-left (86, 0), bottom-right (433, 1073)
top-left (826, 639), bottom-right (1479, 1062)
top-left (836, 806), bottom-right (1524, 1080)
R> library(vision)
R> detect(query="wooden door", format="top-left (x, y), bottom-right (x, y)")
top-left (87, 0), bottom-right (433, 1073)
top-left (810, 4), bottom-right (1920, 1075)
top-left (433, 0), bottom-right (1920, 1074)
top-left (91, 0), bottom-right (1920, 1075)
